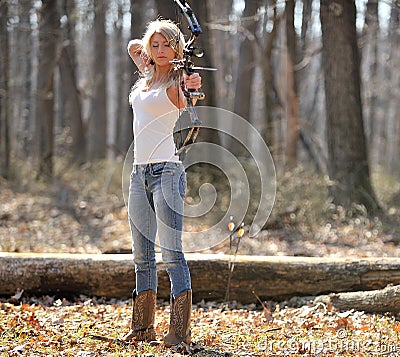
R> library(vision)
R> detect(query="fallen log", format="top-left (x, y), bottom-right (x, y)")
top-left (313, 284), bottom-right (400, 313)
top-left (1, 253), bottom-right (400, 304)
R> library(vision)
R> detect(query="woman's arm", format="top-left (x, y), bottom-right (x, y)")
top-left (167, 73), bottom-right (202, 110)
top-left (127, 39), bottom-right (150, 73)
top-left (167, 85), bottom-right (187, 110)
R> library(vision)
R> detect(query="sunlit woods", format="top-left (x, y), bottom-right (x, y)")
top-left (2, 3), bottom-right (400, 354)
top-left (1, 0), bottom-right (400, 208)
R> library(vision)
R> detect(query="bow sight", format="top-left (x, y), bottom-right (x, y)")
top-left (187, 47), bottom-right (204, 58)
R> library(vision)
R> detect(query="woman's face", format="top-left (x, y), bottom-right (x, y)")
top-left (150, 32), bottom-right (176, 69)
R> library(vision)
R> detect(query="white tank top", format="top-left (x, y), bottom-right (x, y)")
top-left (130, 87), bottom-right (181, 164)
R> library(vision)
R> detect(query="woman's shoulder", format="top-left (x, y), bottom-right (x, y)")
top-left (128, 83), bottom-right (143, 105)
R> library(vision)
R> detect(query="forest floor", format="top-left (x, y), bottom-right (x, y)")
top-left (1, 162), bottom-right (400, 355)
top-left (1, 295), bottom-right (400, 356)
top-left (1, 162), bottom-right (399, 257)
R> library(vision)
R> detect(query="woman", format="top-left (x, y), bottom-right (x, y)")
top-left (122, 19), bottom-right (201, 347)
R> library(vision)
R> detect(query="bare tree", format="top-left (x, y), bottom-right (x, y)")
top-left (34, 0), bottom-right (61, 179)
top-left (362, 0), bottom-right (379, 146)
top-left (88, 0), bottom-right (107, 160)
top-left (233, 0), bottom-right (261, 123)
top-left (59, 0), bottom-right (86, 164)
top-left (228, 0), bottom-right (262, 156)
top-left (284, 0), bottom-right (299, 168)
top-left (207, 0), bottom-right (234, 111)
top-left (115, 0), bottom-right (148, 156)
top-left (296, 0), bottom-right (327, 173)
top-left (387, 7), bottom-right (400, 175)
top-left (320, 0), bottom-right (379, 211)
top-left (260, 0), bottom-right (279, 151)
top-left (113, 0), bottom-right (134, 156)
top-left (300, 0), bottom-right (312, 53)
top-left (0, 0), bottom-right (10, 179)
top-left (378, 5), bottom-right (399, 172)
top-left (17, 0), bottom-right (34, 157)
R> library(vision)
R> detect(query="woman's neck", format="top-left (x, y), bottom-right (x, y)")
top-left (143, 66), bottom-right (173, 91)
top-left (154, 66), bottom-right (170, 83)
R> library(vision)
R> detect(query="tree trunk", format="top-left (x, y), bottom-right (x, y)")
top-left (34, 0), bottom-right (60, 180)
top-left (387, 10), bottom-right (400, 175)
top-left (60, 0), bottom-right (86, 164)
top-left (59, 49), bottom-right (86, 164)
top-left (0, 0), bottom-right (10, 179)
top-left (363, 0), bottom-right (379, 144)
top-left (320, 0), bottom-right (379, 211)
top-left (114, 2), bottom-right (132, 157)
top-left (261, 0), bottom-right (279, 151)
top-left (314, 284), bottom-right (400, 313)
top-left (115, 0), bottom-right (148, 157)
top-left (230, 0), bottom-right (262, 156)
top-left (17, 0), bottom-right (33, 158)
top-left (300, 0), bottom-right (312, 53)
top-left (207, 0), bottom-right (234, 110)
top-left (285, 0), bottom-right (299, 168)
top-left (88, 0), bottom-right (107, 161)
top-left (297, 0), bottom-right (326, 172)
top-left (1, 253), bottom-right (400, 306)
top-left (233, 0), bottom-right (260, 121)
top-left (205, 0), bottom-right (234, 162)
top-left (394, 92), bottom-right (400, 176)
top-left (380, 8), bottom-right (399, 172)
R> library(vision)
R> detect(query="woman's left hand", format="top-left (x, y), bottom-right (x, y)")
top-left (183, 73), bottom-right (202, 91)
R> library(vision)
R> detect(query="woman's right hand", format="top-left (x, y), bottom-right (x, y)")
top-left (128, 39), bottom-right (151, 72)
top-left (127, 39), bottom-right (143, 57)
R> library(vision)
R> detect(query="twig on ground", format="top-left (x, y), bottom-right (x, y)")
top-left (225, 217), bottom-right (245, 302)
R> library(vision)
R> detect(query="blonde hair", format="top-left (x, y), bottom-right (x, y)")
top-left (130, 19), bottom-right (185, 103)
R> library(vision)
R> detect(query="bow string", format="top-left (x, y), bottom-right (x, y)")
top-left (171, 0), bottom-right (216, 159)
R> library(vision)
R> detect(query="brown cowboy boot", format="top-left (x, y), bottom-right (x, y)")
top-left (163, 290), bottom-right (192, 347)
top-left (122, 289), bottom-right (157, 342)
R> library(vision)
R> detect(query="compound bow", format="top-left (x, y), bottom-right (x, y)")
top-left (171, 0), bottom-right (216, 159)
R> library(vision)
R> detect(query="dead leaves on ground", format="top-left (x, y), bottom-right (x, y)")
top-left (1, 298), bottom-right (399, 356)
top-left (2, 169), bottom-right (400, 258)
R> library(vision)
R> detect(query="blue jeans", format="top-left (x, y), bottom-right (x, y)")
top-left (128, 161), bottom-right (191, 298)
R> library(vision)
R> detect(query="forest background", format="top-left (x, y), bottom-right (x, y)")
top-left (0, 0), bottom-right (400, 258)
top-left (2, 1), bottom-right (400, 355)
